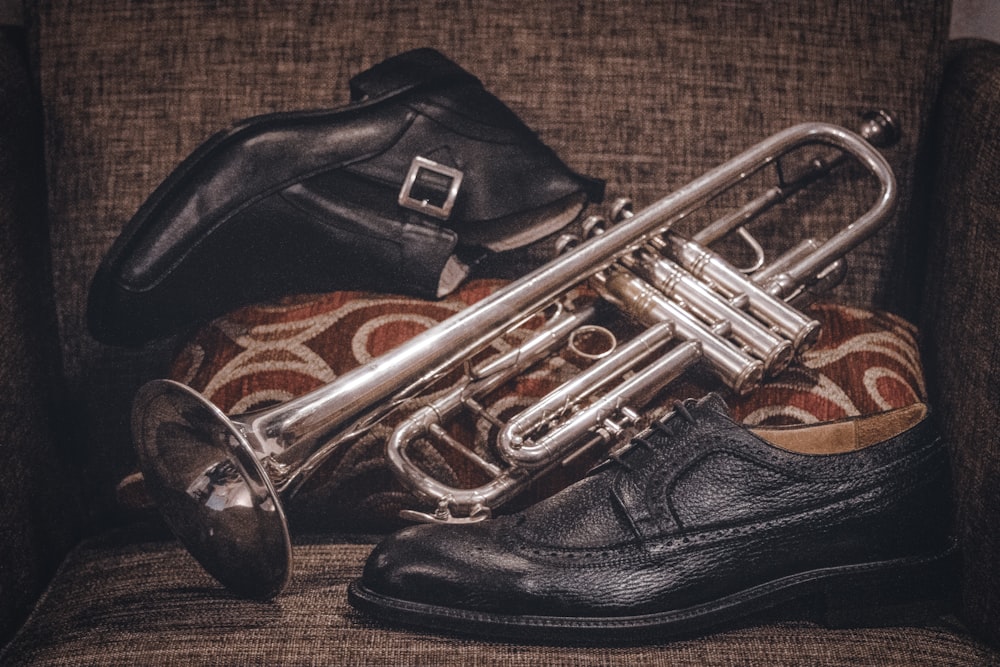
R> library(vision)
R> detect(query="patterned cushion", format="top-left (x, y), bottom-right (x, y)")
top-left (117, 280), bottom-right (925, 531)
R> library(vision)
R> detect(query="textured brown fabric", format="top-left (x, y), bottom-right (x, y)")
top-left (110, 282), bottom-right (929, 531)
top-left (920, 40), bottom-right (1000, 650)
top-left (0, 27), bottom-right (83, 645)
top-left (30, 0), bottom-right (949, 523)
top-left (1, 529), bottom-right (993, 666)
top-left (19, 1), bottom-right (997, 660)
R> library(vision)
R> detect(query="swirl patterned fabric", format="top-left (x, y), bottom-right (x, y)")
top-left (117, 279), bottom-right (926, 531)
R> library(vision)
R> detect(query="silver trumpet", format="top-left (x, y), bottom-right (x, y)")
top-left (132, 115), bottom-right (899, 599)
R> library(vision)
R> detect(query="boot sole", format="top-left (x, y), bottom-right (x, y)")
top-left (347, 539), bottom-right (958, 643)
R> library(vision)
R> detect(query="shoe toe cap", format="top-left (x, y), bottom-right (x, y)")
top-left (361, 523), bottom-right (520, 609)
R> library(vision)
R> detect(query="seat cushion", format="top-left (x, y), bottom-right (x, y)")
top-left (116, 279), bottom-right (928, 532)
top-left (1, 526), bottom-right (994, 666)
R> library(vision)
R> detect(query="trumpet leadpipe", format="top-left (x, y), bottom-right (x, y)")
top-left (470, 302), bottom-right (598, 380)
top-left (394, 302), bottom-right (599, 446)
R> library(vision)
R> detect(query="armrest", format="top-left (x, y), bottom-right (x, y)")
top-left (919, 39), bottom-right (1000, 649)
top-left (0, 27), bottom-right (84, 644)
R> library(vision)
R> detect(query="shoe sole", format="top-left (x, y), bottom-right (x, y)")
top-left (346, 539), bottom-right (958, 643)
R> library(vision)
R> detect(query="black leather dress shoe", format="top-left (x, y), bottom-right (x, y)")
top-left (348, 394), bottom-right (956, 642)
top-left (88, 48), bottom-right (602, 346)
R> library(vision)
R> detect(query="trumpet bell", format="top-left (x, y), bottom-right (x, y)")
top-left (132, 379), bottom-right (291, 600)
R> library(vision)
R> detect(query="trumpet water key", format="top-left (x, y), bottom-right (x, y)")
top-left (132, 116), bottom-right (899, 599)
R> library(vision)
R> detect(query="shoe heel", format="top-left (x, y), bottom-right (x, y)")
top-left (818, 546), bottom-right (959, 629)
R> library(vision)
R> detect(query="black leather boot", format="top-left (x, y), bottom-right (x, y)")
top-left (87, 48), bottom-right (603, 346)
top-left (349, 394), bottom-right (957, 642)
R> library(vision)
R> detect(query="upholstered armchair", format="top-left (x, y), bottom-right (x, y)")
top-left (2, 1), bottom-right (998, 663)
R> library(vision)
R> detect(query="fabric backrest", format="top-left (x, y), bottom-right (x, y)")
top-left (29, 0), bottom-right (950, 518)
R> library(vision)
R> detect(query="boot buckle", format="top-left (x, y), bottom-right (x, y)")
top-left (398, 156), bottom-right (464, 220)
